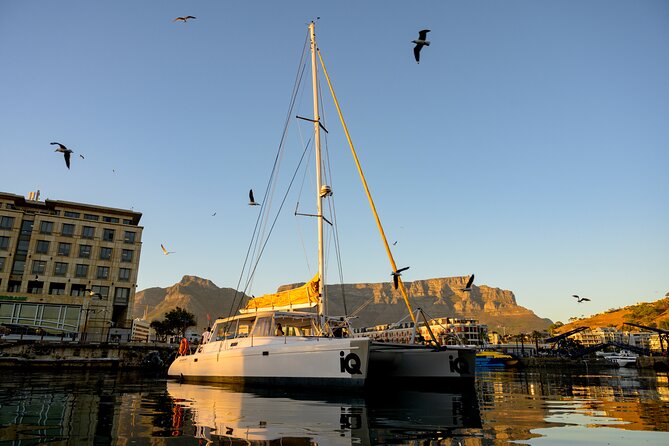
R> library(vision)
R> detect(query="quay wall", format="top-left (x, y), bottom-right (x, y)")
top-left (0, 340), bottom-right (176, 369)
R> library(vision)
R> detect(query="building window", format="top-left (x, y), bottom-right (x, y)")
top-left (99, 247), bottom-right (112, 260)
top-left (102, 229), bottom-right (115, 242)
top-left (121, 249), bottom-right (133, 263)
top-left (32, 260), bottom-right (47, 274)
top-left (78, 245), bottom-right (92, 258)
top-left (81, 226), bottom-right (95, 239)
top-left (64, 211), bottom-right (80, 218)
top-left (84, 214), bottom-right (99, 221)
top-left (54, 262), bottom-right (68, 276)
top-left (0, 257), bottom-right (5, 272)
top-left (7, 280), bottom-right (21, 292)
top-left (91, 285), bottom-right (109, 299)
top-left (118, 268), bottom-right (131, 281)
top-left (28, 280), bottom-right (44, 294)
top-left (0, 216), bottom-right (14, 229)
top-left (35, 240), bottom-right (50, 254)
top-left (124, 231), bottom-right (136, 244)
top-left (96, 266), bottom-right (110, 279)
top-left (57, 242), bottom-right (71, 257)
top-left (123, 219), bottom-right (133, 225)
top-left (61, 223), bottom-right (75, 236)
top-left (71, 284), bottom-right (87, 296)
top-left (103, 216), bottom-right (119, 223)
top-left (114, 287), bottom-right (130, 305)
top-left (49, 282), bottom-right (66, 295)
top-left (39, 221), bottom-right (54, 234)
top-left (75, 264), bottom-right (89, 278)
top-left (0, 236), bottom-right (9, 250)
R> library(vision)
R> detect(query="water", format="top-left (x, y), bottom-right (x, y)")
top-left (0, 367), bottom-right (667, 445)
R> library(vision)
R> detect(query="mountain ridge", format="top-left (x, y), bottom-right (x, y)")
top-left (134, 275), bottom-right (552, 334)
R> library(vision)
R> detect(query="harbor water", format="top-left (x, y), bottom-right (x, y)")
top-left (0, 367), bottom-right (667, 445)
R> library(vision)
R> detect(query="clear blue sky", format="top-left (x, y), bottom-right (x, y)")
top-left (1, 1), bottom-right (667, 325)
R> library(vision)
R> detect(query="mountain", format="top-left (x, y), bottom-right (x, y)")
top-left (133, 275), bottom-right (247, 331)
top-left (556, 295), bottom-right (669, 333)
top-left (134, 275), bottom-right (552, 334)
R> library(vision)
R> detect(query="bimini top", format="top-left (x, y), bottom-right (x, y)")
top-left (240, 275), bottom-right (320, 313)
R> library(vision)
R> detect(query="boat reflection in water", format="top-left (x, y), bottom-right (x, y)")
top-left (167, 381), bottom-right (481, 444)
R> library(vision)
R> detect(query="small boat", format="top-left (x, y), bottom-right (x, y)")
top-left (604, 350), bottom-right (638, 368)
top-left (167, 21), bottom-right (475, 389)
top-left (476, 350), bottom-right (519, 368)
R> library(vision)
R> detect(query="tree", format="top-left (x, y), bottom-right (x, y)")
top-left (150, 320), bottom-right (171, 341)
top-left (530, 330), bottom-right (543, 352)
top-left (151, 307), bottom-right (197, 339)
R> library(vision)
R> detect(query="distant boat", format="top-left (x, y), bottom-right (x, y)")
top-left (601, 350), bottom-right (638, 368)
top-left (476, 350), bottom-right (519, 368)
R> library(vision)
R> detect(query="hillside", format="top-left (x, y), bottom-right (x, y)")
top-left (556, 295), bottom-right (669, 333)
top-left (134, 275), bottom-right (552, 334)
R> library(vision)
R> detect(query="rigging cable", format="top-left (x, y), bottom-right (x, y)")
top-left (225, 31), bottom-right (310, 320)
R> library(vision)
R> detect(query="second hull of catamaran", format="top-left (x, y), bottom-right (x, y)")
top-left (368, 342), bottom-right (475, 389)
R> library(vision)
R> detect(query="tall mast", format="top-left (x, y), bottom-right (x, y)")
top-left (309, 21), bottom-right (326, 328)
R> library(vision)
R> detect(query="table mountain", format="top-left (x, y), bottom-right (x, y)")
top-left (134, 275), bottom-right (551, 334)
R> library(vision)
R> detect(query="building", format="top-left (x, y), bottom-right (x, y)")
top-left (352, 317), bottom-right (488, 346)
top-left (0, 191), bottom-right (143, 342)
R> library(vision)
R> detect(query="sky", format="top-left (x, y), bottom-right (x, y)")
top-left (1, 1), bottom-right (667, 326)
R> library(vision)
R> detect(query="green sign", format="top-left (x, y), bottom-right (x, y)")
top-left (0, 295), bottom-right (28, 301)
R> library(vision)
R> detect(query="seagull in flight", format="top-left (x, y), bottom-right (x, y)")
top-left (51, 142), bottom-right (74, 169)
top-left (391, 266), bottom-right (410, 290)
top-left (173, 15), bottom-right (196, 22)
top-left (161, 244), bottom-right (176, 255)
top-left (249, 189), bottom-right (261, 206)
top-left (461, 274), bottom-right (475, 292)
top-left (412, 29), bottom-right (431, 63)
top-left (84, 289), bottom-right (103, 298)
top-left (572, 294), bottom-right (591, 303)
top-left (211, 212), bottom-right (216, 216)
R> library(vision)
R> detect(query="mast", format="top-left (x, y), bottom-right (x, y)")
top-left (309, 21), bottom-right (326, 329)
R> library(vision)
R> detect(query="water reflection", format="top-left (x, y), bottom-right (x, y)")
top-left (166, 381), bottom-right (481, 444)
top-left (0, 368), bottom-right (667, 444)
top-left (476, 369), bottom-right (669, 445)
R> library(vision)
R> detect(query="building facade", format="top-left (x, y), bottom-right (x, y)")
top-left (352, 317), bottom-right (488, 346)
top-left (0, 191), bottom-right (142, 341)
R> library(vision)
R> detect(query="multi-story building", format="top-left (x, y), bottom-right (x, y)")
top-left (352, 317), bottom-right (488, 346)
top-left (0, 191), bottom-right (142, 342)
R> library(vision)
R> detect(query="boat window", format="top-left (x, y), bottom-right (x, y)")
top-left (251, 317), bottom-right (272, 337)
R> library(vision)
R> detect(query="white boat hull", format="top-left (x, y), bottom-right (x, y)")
top-left (168, 336), bottom-right (371, 388)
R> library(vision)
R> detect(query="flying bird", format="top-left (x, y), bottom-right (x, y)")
top-left (572, 294), bottom-right (591, 303)
top-left (161, 244), bottom-right (176, 255)
top-left (211, 212), bottom-right (216, 216)
top-left (391, 266), bottom-right (410, 290)
top-left (392, 241), bottom-right (398, 246)
top-left (461, 274), bottom-right (475, 292)
top-left (79, 154), bottom-right (85, 159)
top-left (173, 15), bottom-right (196, 22)
top-left (51, 142), bottom-right (74, 169)
top-left (84, 289), bottom-right (103, 298)
top-left (249, 189), bottom-right (261, 206)
top-left (412, 29), bottom-right (431, 63)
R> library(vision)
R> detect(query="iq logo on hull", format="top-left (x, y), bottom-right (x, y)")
top-left (340, 351), bottom-right (362, 374)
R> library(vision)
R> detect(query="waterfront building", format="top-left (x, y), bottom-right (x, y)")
top-left (352, 317), bottom-right (488, 346)
top-left (0, 191), bottom-right (142, 342)
top-left (131, 318), bottom-right (151, 342)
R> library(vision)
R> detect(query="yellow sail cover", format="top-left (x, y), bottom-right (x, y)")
top-left (242, 275), bottom-right (320, 312)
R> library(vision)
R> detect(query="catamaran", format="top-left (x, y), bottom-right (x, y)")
top-left (167, 21), bottom-right (475, 389)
